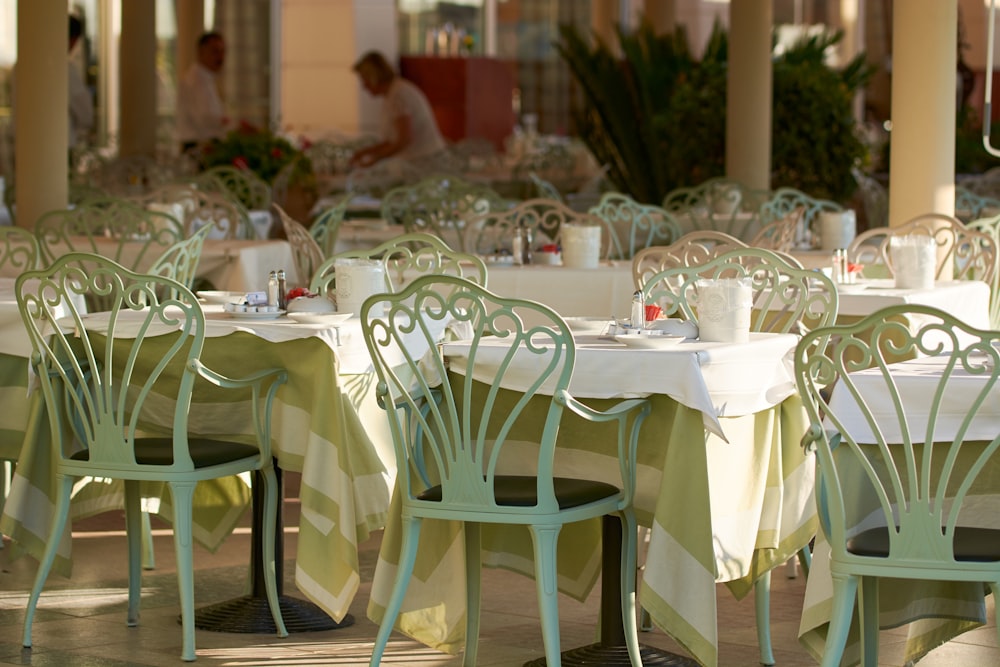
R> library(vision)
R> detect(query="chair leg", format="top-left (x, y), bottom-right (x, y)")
top-left (529, 523), bottom-right (563, 667)
top-left (797, 545), bottom-right (811, 577)
top-left (619, 510), bottom-right (643, 667)
top-left (369, 515), bottom-right (422, 667)
top-left (637, 525), bottom-right (652, 631)
top-left (123, 480), bottom-right (143, 626)
top-left (820, 572), bottom-right (859, 667)
top-left (0, 459), bottom-right (12, 549)
top-left (259, 465), bottom-right (288, 637)
top-left (22, 473), bottom-right (73, 649)
top-left (141, 510), bottom-right (155, 570)
top-left (858, 576), bottom-right (879, 667)
top-left (463, 522), bottom-right (482, 667)
top-left (170, 481), bottom-right (198, 662)
top-left (754, 571), bottom-right (776, 666)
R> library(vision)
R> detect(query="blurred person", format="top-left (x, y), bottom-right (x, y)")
top-left (348, 51), bottom-right (445, 168)
top-left (176, 31), bottom-right (228, 154)
top-left (67, 15), bottom-right (93, 148)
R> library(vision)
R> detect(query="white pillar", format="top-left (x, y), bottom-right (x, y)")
top-left (644, 0), bottom-right (676, 35)
top-left (15, 0), bottom-right (68, 228)
top-left (175, 0), bottom-right (205, 84)
top-left (119, 1), bottom-right (157, 156)
top-left (592, 0), bottom-right (620, 54)
top-left (888, 0), bottom-right (957, 225)
top-left (726, 0), bottom-right (772, 191)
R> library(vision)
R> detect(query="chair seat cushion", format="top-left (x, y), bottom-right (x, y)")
top-left (417, 475), bottom-right (621, 510)
top-left (70, 437), bottom-right (260, 469)
top-left (847, 526), bottom-right (1000, 562)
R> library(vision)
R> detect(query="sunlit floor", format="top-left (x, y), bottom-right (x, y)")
top-left (0, 473), bottom-right (996, 667)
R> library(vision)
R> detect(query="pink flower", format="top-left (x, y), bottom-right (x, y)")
top-left (232, 156), bottom-right (250, 169)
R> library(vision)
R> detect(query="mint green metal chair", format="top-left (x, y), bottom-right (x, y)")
top-left (274, 204), bottom-right (325, 283)
top-left (0, 225), bottom-right (39, 277)
top-left (756, 186), bottom-right (843, 249)
top-left (309, 194), bottom-right (350, 257)
top-left (640, 246), bottom-right (837, 664)
top-left (17, 253), bottom-right (288, 661)
top-left (147, 221), bottom-right (213, 294)
top-left (795, 304), bottom-right (1000, 667)
top-left (362, 275), bottom-right (650, 667)
top-left (631, 230), bottom-right (748, 290)
top-left (662, 177), bottom-right (770, 242)
top-left (588, 192), bottom-right (683, 259)
top-left (310, 232), bottom-right (487, 300)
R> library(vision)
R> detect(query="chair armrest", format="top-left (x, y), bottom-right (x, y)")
top-left (556, 389), bottom-right (651, 503)
top-left (188, 359), bottom-right (288, 458)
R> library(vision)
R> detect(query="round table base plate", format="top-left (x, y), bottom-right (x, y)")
top-left (192, 594), bottom-right (354, 634)
top-left (523, 643), bottom-right (699, 666)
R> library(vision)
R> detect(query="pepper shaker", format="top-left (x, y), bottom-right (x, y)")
top-left (277, 269), bottom-right (287, 310)
top-left (512, 225), bottom-right (524, 265)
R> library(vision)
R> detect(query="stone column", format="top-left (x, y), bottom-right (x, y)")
top-left (175, 0), bottom-right (205, 82)
top-left (119, 1), bottom-right (157, 156)
top-left (15, 0), bottom-right (68, 227)
top-left (726, 0), bottom-right (772, 191)
top-left (888, 0), bottom-right (957, 225)
top-left (644, 0), bottom-right (675, 35)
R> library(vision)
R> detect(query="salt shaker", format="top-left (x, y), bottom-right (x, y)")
top-left (512, 226), bottom-right (524, 265)
top-left (630, 291), bottom-right (645, 330)
top-left (267, 271), bottom-right (279, 307)
top-left (277, 269), bottom-right (287, 310)
top-left (831, 249), bottom-right (847, 283)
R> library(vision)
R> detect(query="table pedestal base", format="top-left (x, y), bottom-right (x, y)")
top-left (193, 466), bottom-right (352, 634)
top-left (523, 643), bottom-right (697, 666)
top-left (523, 516), bottom-right (698, 667)
top-left (194, 595), bottom-right (353, 633)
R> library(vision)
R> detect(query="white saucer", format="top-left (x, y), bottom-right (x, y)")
top-left (836, 283), bottom-right (870, 294)
top-left (225, 310), bottom-right (286, 321)
top-left (286, 312), bottom-right (353, 325)
top-left (564, 316), bottom-right (610, 334)
top-left (614, 333), bottom-right (686, 349)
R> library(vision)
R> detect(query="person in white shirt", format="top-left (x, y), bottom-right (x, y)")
top-left (176, 32), bottom-right (228, 154)
top-left (348, 51), bottom-right (445, 169)
top-left (67, 15), bottom-right (94, 149)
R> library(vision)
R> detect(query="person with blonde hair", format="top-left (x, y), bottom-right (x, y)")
top-left (348, 51), bottom-right (445, 168)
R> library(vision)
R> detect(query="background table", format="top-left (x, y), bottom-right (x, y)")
top-left (798, 355), bottom-right (1000, 666)
top-left (368, 332), bottom-right (817, 667)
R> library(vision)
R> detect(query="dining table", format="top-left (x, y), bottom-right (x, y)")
top-left (798, 353), bottom-right (1000, 665)
top-left (367, 330), bottom-right (818, 667)
top-left (0, 299), bottom-right (423, 629)
top-left (42, 236), bottom-right (301, 293)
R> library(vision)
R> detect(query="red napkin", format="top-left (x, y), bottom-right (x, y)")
top-left (645, 304), bottom-right (662, 322)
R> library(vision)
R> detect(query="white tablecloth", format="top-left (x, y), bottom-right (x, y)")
top-left (444, 332), bottom-right (798, 440)
top-left (835, 279), bottom-right (990, 324)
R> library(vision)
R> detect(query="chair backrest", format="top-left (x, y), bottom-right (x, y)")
top-left (847, 213), bottom-right (997, 283)
top-left (0, 225), bottom-right (40, 277)
top-left (196, 165), bottom-right (272, 211)
top-left (309, 194), bottom-right (351, 257)
top-left (661, 177), bottom-right (770, 241)
top-left (380, 175), bottom-right (506, 253)
top-left (639, 246), bottom-right (838, 339)
top-left (16, 253), bottom-right (209, 475)
top-left (274, 204), bottom-right (325, 284)
top-left (141, 183), bottom-right (252, 240)
top-left (955, 185), bottom-right (1000, 223)
top-left (631, 230), bottom-right (748, 290)
top-left (146, 222), bottom-right (214, 298)
top-left (529, 172), bottom-right (564, 201)
top-left (749, 208), bottom-right (803, 252)
top-left (360, 274), bottom-right (576, 515)
top-left (795, 304), bottom-right (1000, 575)
top-left (756, 186), bottom-right (843, 248)
top-left (851, 167), bottom-right (888, 230)
top-left (589, 192), bottom-right (683, 259)
top-left (967, 213), bottom-right (1000, 328)
top-left (35, 199), bottom-right (185, 270)
top-left (469, 197), bottom-right (622, 260)
top-left (310, 231), bottom-right (487, 298)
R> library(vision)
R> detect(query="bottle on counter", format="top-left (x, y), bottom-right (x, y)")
top-left (523, 225), bottom-right (533, 265)
top-left (267, 271), bottom-right (279, 307)
top-left (277, 269), bottom-right (287, 310)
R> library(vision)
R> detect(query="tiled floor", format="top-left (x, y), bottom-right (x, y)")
top-left (0, 474), bottom-right (996, 666)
